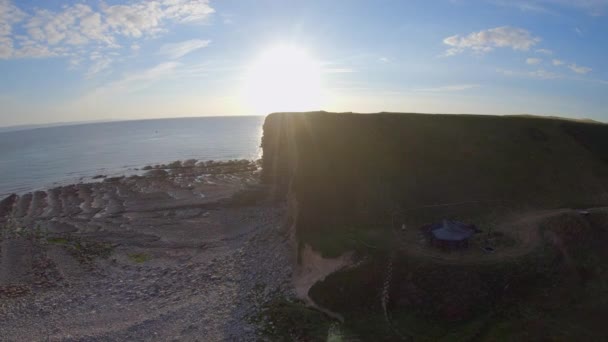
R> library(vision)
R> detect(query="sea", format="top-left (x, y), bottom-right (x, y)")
top-left (0, 116), bottom-right (265, 198)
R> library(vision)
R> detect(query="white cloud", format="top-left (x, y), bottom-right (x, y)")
top-left (0, 36), bottom-right (13, 58)
top-left (379, 57), bottom-right (389, 63)
top-left (552, 59), bottom-right (564, 66)
top-left (535, 48), bottom-right (552, 54)
top-left (0, 0), bottom-right (24, 36)
top-left (526, 57), bottom-right (542, 65)
top-left (159, 39), bottom-right (211, 59)
top-left (0, 0), bottom-right (26, 58)
top-left (0, 0), bottom-right (214, 73)
top-left (162, 0), bottom-right (216, 22)
top-left (528, 69), bottom-right (560, 79)
top-left (444, 26), bottom-right (540, 56)
top-left (102, 2), bottom-right (164, 38)
top-left (497, 68), bottom-right (560, 79)
top-left (25, 5), bottom-right (96, 46)
top-left (414, 84), bottom-right (480, 92)
top-left (12, 40), bottom-right (56, 58)
top-left (86, 54), bottom-right (113, 77)
top-left (569, 63), bottom-right (592, 74)
top-left (74, 61), bottom-right (181, 106)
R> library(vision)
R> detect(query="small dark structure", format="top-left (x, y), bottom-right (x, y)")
top-left (423, 220), bottom-right (478, 250)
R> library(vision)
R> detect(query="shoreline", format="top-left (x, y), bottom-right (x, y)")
top-left (0, 158), bottom-right (294, 341)
top-left (0, 158), bottom-right (263, 200)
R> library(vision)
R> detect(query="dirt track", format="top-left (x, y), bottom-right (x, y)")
top-left (396, 208), bottom-right (591, 265)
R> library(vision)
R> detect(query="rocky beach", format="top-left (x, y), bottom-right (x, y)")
top-left (0, 160), bottom-right (295, 341)
top-left (4, 111), bottom-right (608, 341)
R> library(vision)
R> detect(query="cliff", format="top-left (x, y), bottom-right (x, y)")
top-left (260, 111), bottom-right (608, 339)
top-left (262, 111), bottom-right (608, 238)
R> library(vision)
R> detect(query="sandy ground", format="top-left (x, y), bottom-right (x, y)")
top-left (0, 161), bottom-right (294, 341)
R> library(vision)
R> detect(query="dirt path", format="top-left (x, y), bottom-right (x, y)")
top-left (293, 244), bottom-right (353, 322)
top-left (396, 208), bottom-right (584, 265)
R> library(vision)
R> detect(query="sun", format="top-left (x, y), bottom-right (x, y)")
top-left (241, 45), bottom-right (323, 114)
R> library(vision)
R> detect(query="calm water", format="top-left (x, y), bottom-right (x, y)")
top-left (0, 116), bottom-right (265, 197)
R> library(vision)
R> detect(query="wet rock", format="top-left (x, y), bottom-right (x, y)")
top-left (45, 221), bottom-right (79, 234)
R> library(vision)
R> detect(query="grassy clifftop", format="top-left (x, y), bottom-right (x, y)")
top-left (262, 112), bottom-right (608, 234)
top-left (260, 112), bottom-right (608, 340)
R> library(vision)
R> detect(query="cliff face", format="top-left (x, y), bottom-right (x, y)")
top-left (262, 112), bottom-right (608, 234)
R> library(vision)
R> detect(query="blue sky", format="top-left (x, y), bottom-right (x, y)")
top-left (0, 0), bottom-right (607, 126)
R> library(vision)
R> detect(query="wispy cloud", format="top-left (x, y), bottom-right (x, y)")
top-left (443, 25), bottom-right (596, 79)
top-left (0, 0), bottom-right (215, 74)
top-left (497, 68), bottom-right (560, 79)
top-left (74, 61), bottom-right (181, 105)
top-left (414, 84), bottom-right (480, 92)
top-left (528, 69), bottom-right (560, 79)
top-left (489, 0), bottom-right (556, 14)
top-left (548, 59), bottom-right (592, 75)
top-left (159, 39), bottom-right (211, 59)
top-left (489, 0), bottom-right (608, 16)
top-left (85, 52), bottom-right (113, 77)
top-left (568, 63), bottom-right (592, 74)
top-left (0, 0), bottom-right (26, 58)
top-left (443, 26), bottom-right (540, 56)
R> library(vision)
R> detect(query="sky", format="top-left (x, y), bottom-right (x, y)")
top-left (0, 0), bottom-right (607, 127)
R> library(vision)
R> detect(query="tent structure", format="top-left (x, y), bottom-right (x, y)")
top-left (424, 220), bottom-right (478, 250)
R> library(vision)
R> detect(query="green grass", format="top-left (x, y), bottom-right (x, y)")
top-left (128, 253), bottom-right (151, 263)
top-left (251, 298), bottom-right (338, 340)
top-left (300, 209), bottom-right (608, 341)
top-left (46, 234), bottom-right (113, 263)
top-left (298, 223), bottom-right (393, 258)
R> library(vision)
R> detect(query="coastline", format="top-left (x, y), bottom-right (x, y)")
top-left (0, 158), bottom-right (264, 200)
top-left (0, 158), bottom-right (294, 340)
top-left (0, 115), bottom-right (266, 199)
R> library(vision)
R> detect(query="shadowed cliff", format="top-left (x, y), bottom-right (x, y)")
top-left (260, 112), bottom-right (608, 340)
top-left (262, 111), bottom-right (608, 236)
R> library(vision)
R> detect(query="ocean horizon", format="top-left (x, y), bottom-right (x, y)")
top-left (0, 115), bottom-right (265, 198)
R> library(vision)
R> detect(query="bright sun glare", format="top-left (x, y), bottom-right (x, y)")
top-left (242, 45), bottom-right (323, 114)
